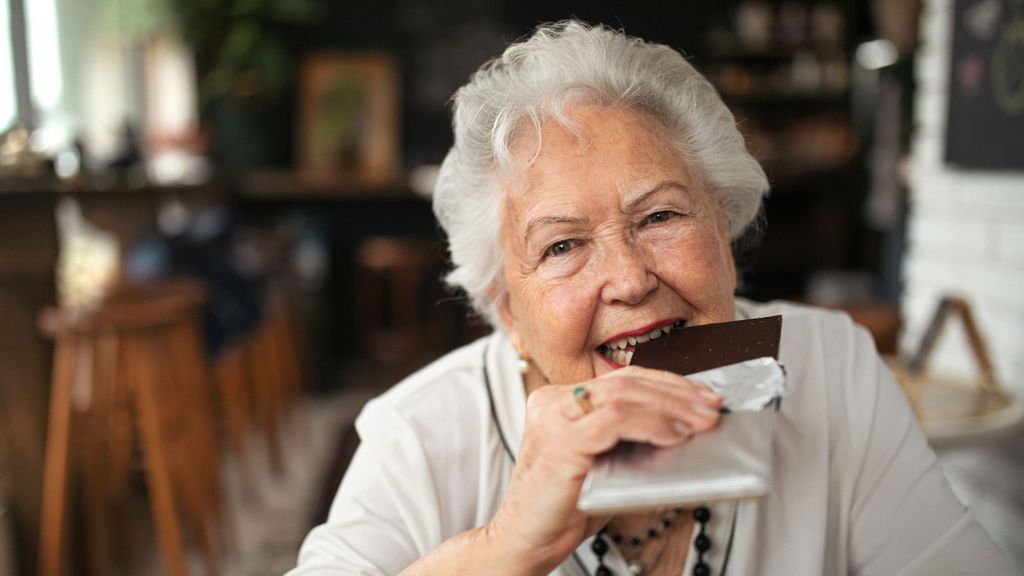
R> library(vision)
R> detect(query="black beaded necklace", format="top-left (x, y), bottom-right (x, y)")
top-left (591, 506), bottom-right (712, 576)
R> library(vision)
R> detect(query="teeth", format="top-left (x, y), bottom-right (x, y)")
top-left (613, 349), bottom-right (634, 366)
top-left (601, 320), bottom-right (687, 361)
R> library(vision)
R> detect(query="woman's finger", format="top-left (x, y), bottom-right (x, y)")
top-left (600, 365), bottom-right (722, 407)
top-left (567, 378), bottom-right (721, 427)
top-left (569, 396), bottom-right (714, 453)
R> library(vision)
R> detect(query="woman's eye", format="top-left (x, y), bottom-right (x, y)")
top-left (644, 211), bottom-right (675, 225)
top-left (547, 239), bottom-right (575, 257)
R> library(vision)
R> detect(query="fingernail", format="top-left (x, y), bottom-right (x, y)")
top-left (694, 403), bottom-right (719, 417)
top-left (699, 389), bottom-right (721, 403)
top-left (673, 421), bottom-right (693, 437)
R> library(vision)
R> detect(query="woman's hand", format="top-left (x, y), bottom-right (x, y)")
top-left (484, 366), bottom-right (722, 574)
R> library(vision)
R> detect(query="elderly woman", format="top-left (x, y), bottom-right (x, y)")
top-left (289, 21), bottom-right (1014, 575)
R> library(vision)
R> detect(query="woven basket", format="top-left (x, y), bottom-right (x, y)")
top-left (888, 297), bottom-right (1023, 446)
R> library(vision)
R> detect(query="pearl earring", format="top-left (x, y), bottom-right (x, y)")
top-left (517, 356), bottom-right (530, 375)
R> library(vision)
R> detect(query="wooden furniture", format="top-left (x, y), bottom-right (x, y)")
top-left (354, 237), bottom-right (452, 369)
top-left (0, 186), bottom-right (59, 576)
top-left (0, 485), bottom-right (15, 575)
top-left (242, 292), bottom-right (304, 475)
top-left (890, 296), bottom-right (1024, 446)
top-left (816, 302), bottom-right (902, 356)
top-left (0, 178), bottom-right (224, 575)
top-left (229, 174), bottom-right (445, 363)
top-left (211, 339), bottom-right (253, 473)
top-left (37, 279), bottom-right (223, 576)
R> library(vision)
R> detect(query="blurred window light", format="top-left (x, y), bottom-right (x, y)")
top-left (856, 39), bottom-right (898, 71)
top-left (25, 0), bottom-right (62, 113)
top-left (54, 148), bottom-right (79, 178)
top-left (29, 122), bottom-right (66, 153)
top-left (0, 0), bottom-right (15, 130)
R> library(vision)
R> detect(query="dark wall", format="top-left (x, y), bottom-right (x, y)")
top-left (295, 1), bottom-right (726, 169)
top-left (248, 1), bottom-right (883, 305)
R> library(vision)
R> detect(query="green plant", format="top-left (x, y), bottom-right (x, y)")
top-left (167, 0), bottom-right (322, 109)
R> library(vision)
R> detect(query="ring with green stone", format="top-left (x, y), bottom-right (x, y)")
top-left (573, 385), bottom-right (594, 415)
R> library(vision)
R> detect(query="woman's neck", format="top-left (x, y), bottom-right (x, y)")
top-left (522, 364), bottom-right (547, 396)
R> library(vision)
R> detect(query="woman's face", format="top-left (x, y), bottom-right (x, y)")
top-left (498, 104), bottom-right (737, 386)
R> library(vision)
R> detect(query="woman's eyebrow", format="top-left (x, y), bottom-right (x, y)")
top-left (622, 180), bottom-right (690, 213)
top-left (524, 215), bottom-right (589, 243)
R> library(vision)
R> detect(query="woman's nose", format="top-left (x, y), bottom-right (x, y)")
top-left (599, 240), bottom-right (657, 305)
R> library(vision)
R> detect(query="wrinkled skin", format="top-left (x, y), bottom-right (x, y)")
top-left (487, 103), bottom-right (737, 572)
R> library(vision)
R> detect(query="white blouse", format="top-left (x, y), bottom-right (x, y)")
top-left (288, 299), bottom-right (1015, 575)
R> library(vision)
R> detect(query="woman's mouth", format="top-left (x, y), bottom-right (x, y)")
top-left (597, 319), bottom-right (686, 367)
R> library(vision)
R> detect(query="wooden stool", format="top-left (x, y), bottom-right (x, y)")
top-left (242, 291), bottom-right (304, 476)
top-left (212, 339), bottom-right (253, 474)
top-left (38, 279), bottom-right (223, 576)
top-left (355, 237), bottom-right (452, 368)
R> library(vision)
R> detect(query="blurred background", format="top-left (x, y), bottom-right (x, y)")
top-left (1, 0), bottom-right (1022, 574)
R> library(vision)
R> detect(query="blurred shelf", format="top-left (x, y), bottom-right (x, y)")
top-left (232, 170), bottom-right (419, 202)
top-left (0, 171), bottom-right (220, 199)
top-left (707, 37), bottom-right (847, 61)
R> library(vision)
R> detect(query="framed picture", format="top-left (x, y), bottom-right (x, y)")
top-left (297, 52), bottom-right (400, 183)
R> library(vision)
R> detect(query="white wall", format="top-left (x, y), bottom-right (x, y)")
top-left (903, 0), bottom-right (1024, 397)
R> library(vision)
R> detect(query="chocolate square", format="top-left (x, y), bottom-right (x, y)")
top-left (631, 316), bottom-right (783, 376)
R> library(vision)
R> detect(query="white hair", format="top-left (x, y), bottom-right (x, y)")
top-left (433, 20), bottom-right (769, 326)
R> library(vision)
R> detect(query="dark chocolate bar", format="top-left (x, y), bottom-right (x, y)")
top-left (631, 315), bottom-right (783, 376)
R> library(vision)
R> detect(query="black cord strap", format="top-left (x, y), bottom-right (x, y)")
top-left (482, 341), bottom-right (590, 574)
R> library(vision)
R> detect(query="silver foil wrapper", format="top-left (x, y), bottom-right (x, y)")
top-left (688, 356), bottom-right (787, 412)
top-left (577, 357), bottom-right (787, 514)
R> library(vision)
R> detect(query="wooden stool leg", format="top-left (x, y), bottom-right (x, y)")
top-left (39, 335), bottom-right (79, 576)
top-left (107, 333), bottom-right (133, 511)
top-left (275, 304), bottom-right (303, 407)
top-left (265, 301), bottom-right (302, 413)
top-left (261, 316), bottom-right (287, 433)
top-left (82, 331), bottom-right (119, 576)
top-left (247, 326), bottom-right (283, 475)
top-left (182, 322), bottom-right (223, 510)
top-left (214, 342), bottom-right (250, 469)
top-left (164, 324), bottom-right (221, 576)
top-left (129, 336), bottom-right (188, 576)
top-left (266, 309), bottom-right (288, 412)
top-left (214, 341), bottom-right (259, 510)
